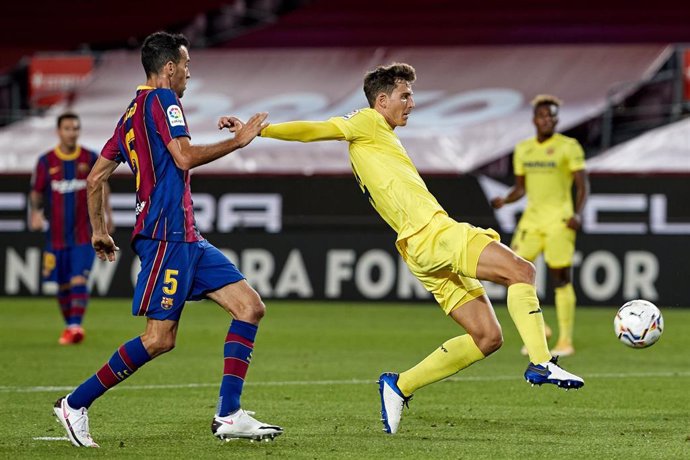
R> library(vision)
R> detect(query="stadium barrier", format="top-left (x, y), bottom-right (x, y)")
top-left (1, 175), bottom-right (687, 306)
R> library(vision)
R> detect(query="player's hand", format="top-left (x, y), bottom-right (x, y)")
top-left (92, 233), bottom-right (119, 262)
top-left (566, 214), bottom-right (582, 231)
top-left (230, 112), bottom-right (269, 148)
top-left (29, 211), bottom-right (45, 231)
top-left (490, 197), bottom-right (505, 209)
top-left (217, 116), bottom-right (243, 132)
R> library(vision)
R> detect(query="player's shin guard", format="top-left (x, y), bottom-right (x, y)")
top-left (397, 334), bottom-right (485, 396)
top-left (507, 283), bottom-right (551, 364)
top-left (217, 320), bottom-right (257, 417)
top-left (67, 337), bottom-right (152, 409)
top-left (555, 283), bottom-right (576, 346)
top-left (68, 284), bottom-right (89, 326)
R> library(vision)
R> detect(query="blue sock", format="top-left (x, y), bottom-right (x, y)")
top-left (217, 320), bottom-right (257, 417)
top-left (67, 336), bottom-right (151, 409)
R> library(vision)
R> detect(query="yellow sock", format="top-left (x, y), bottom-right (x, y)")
top-left (507, 283), bottom-right (551, 364)
top-left (555, 283), bottom-right (576, 347)
top-left (397, 335), bottom-right (485, 396)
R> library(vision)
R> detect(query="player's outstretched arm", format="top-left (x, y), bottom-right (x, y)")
top-left (87, 156), bottom-right (120, 262)
top-left (258, 120), bottom-right (346, 143)
top-left (170, 112), bottom-right (269, 170)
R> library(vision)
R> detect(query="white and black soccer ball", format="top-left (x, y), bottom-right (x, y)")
top-left (614, 299), bottom-right (664, 348)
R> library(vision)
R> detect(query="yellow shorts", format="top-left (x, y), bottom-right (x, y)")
top-left (397, 213), bottom-right (500, 315)
top-left (511, 222), bottom-right (576, 268)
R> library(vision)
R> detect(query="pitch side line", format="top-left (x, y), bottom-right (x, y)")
top-left (2, 371), bottom-right (689, 394)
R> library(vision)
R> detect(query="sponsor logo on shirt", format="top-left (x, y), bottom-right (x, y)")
top-left (135, 200), bottom-right (147, 216)
top-left (50, 179), bottom-right (87, 194)
top-left (167, 105), bottom-right (185, 127)
top-left (523, 161), bottom-right (556, 169)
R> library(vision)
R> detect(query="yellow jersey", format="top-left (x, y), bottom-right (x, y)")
top-left (261, 108), bottom-right (445, 241)
top-left (513, 133), bottom-right (586, 228)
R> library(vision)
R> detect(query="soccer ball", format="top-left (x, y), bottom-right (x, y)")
top-left (614, 299), bottom-right (664, 348)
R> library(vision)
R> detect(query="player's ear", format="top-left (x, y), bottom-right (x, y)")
top-left (377, 92), bottom-right (388, 109)
top-left (165, 61), bottom-right (175, 76)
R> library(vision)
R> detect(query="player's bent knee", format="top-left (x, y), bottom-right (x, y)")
top-left (246, 299), bottom-right (266, 323)
top-left (70, 275), bottom-right (88, 286)
top-left (142, 334), bottom-right (176, 357)
top-left (510, 258), bottom-right (536, 285)
top-left (471, 327), bottom-right (503, 356)
top-left (480, 331), bottom-right (503, 356)
top-left (232, 297), bottom-right (266, 324)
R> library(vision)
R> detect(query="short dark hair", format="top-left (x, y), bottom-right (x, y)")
top-left (57, 112), bottom-right (79, 129)
top-left (141, 31), bottom-right (190, 77)
top-left (531, 94), bottom-right (562, 115)
top-left (363, 63), bottom-right (416, 108)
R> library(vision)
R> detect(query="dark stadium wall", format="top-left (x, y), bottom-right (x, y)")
top-left (1, 174), bottom-right (687, 306)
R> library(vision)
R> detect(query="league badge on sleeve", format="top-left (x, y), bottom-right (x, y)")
top-left (167, 105), bottom-right (185, 127)
top-left (342, 109), bottom-right (361, 120)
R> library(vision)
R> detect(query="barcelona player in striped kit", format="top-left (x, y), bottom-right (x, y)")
top-left (30, 113), bottom-right (112, 345)
top-left (53, 32), bottom-right (281, 447)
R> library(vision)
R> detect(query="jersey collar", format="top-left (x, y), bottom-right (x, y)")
top-left (54, 145), bottom-right (81, 161)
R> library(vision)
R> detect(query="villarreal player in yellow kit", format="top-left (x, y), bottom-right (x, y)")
top-left (220, 64), bottom-right (584, 435)
top-left (492, 95), bottom-right (589, 358)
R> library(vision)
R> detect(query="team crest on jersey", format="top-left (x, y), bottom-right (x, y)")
top-left (77, 162), bottom-right (90, 174)
top-left (161, 297), bottom-right (174, 310)
top-left (167, 105), bottom-right (185, 127)
top-left (342, 109), bottom-right (361, 120)
top-left (546, 147), bottom-right (555, 155)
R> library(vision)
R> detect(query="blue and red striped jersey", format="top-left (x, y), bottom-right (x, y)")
top-left (31, 146), bottom-right (98, 250)
top-left (102, 86), bottom-right (202, 242)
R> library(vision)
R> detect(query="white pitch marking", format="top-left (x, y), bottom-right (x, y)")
top-left (33, 437), bottom-right (69, 441)
top-left (2, 370), bottom-right (689, 394)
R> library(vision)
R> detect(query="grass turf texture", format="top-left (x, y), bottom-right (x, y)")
top-left (1, 298), bottom-right (688, 459)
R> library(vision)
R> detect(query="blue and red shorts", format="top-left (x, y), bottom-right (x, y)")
top-left (131, 237), bottom-right (244, 321)
top-left (42, 243), bottom-right (95, 285)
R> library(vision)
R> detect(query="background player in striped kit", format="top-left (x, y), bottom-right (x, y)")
top-left (30, 112), bottom-right (113, 345)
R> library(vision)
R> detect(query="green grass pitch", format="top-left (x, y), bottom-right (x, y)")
top-left (1, 298), bottom-right (689, 459)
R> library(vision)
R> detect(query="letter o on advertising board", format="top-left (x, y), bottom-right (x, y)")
top-left (355, 250), bottom-right (396, 299)
top-left (579, 250), bottom-right (621, 302)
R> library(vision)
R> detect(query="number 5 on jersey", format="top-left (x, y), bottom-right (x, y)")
top-left (163, 269), bottom-right (179, 295)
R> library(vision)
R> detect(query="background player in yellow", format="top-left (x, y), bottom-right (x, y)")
top-left (491, 95), bottom-right (589, 357)
top-left (219, 63), bottom-right (584, 435)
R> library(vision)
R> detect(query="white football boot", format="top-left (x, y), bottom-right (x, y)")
top-left (524, 357), bottom-right (584, 389)
top-left (53, 396), bottom-right (100, 447)
top-left (211, 409), bottom-right (283, 442)
top-left (378, 372), bottom-right (413, 434)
